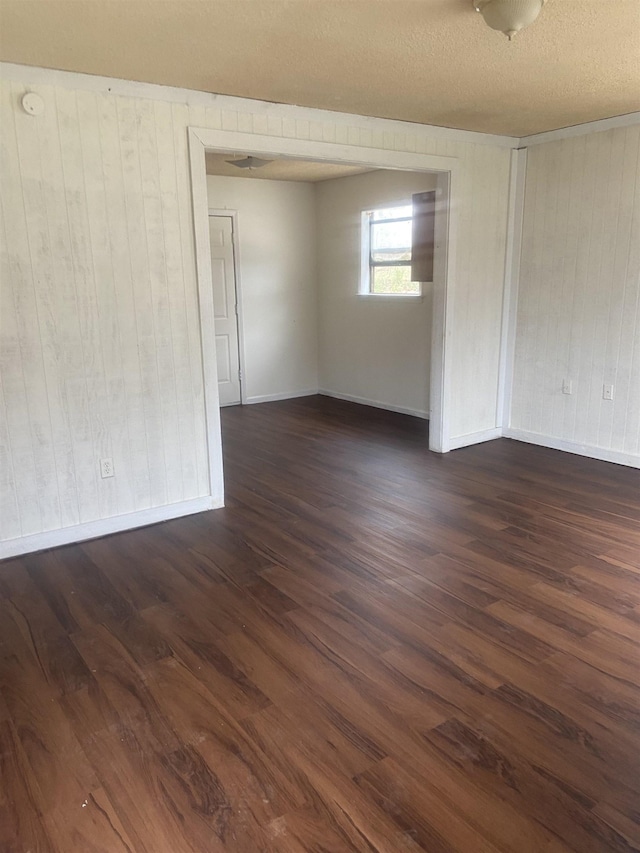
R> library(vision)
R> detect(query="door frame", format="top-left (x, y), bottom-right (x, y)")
top-left (208, 209), bottom-right (247, 406)
top-left (188, 126), bottom-right (459, 504)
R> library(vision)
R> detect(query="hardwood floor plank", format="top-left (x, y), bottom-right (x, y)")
top-left (354, 755), bottom-right (560, 853)
top-left (144, 656), bottom-right (308, 823)
top-left (422, 717), bottom-right (634, 853)
top-left (538, 652), bottom-right (640, 734)
top-left (263, 809), bottom-right (359, 853)
top-left (354, 759), bottom-right (493, 853)
top-left (242, 707), bottom-right (425, 853)
top-left (140, 603), bottom-right (272, 719)
top-left (62, 675), bottom-right (233, 852)
top-left (0, 719), bottom-right (55, 853)
top-left (0, 583), bottom-right (93, 697)
top-left (451, 691), bottom-right (640, 820)
top-left (422, 547), bottom-right (599, 636)
top-left (284, 606), bottom-right (449, 730)
top-left (525, 584), bottom-right (640, 645)
top-left (570, 558), bottom-right (640, 606)
top-left (601, 546), bottom-right (640, 571)
top-left (390, 573), bottom-right (557, 663)
top-left (0, 654), bottom-right (139, 852)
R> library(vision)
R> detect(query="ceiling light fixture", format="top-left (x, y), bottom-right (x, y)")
top-left (226, 156), bottom-right (273, 170)
top-left (474, 0), bottom-right (547, 40)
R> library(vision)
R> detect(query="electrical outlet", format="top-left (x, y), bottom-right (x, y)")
top-left (603, 384), bottom-right (614, 401)
top-left (100, 457), bottom-right (114, 478)
top-left (562, 379), bottom-right (572, 395)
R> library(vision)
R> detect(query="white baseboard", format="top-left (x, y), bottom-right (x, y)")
top-left (244, 389), bottom-right (319, 405)
top-left (504, 429), bottom-right (640, 469)
top-left (0, 496), bottom-right (219, 560)
top-left (449, 427), bottom-right (503, 450)
top-left (318, 389), bottom-right (429, 420)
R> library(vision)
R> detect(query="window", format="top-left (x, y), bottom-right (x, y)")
top-left (362, 204), bottom-right (416, 295)
top-left (360, 193), bottom-right (435, 296)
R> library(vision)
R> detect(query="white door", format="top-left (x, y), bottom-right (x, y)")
top-left (209, 215), bottom-right (241, 406)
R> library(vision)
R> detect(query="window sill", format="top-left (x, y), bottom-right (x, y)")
top-left (357, 293), bottom-right (424, 303)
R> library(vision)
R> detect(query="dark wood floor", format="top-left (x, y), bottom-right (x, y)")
top-left (1, 396), bottom-right (640, 852)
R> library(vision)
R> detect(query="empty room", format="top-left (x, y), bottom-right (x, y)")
top-left (0, 2), bottom-right (639, 852)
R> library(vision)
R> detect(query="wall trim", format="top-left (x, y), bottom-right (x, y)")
top-left (504, 429), bottom-right (640, 469)
top-left (429, 170), bottom-right (454, 453)
top-left (319, 390), bottom-right (429, 420)
top-left (497, 147), bottom-right (527, 430)
top-left (449, 427), bottom-right (503, 450)
top-left (520, 111), bottom-right (640, 147)
top-left (0, 61), bottom-right (518, 150)
top-left (244, 390), bottom-right (319, 405)
top-left (0, 497), bottom-right (218, 561)
top-left (190, 126), bottom-right (461, 176)
top-left (188, 131), bottom-right (226, 506)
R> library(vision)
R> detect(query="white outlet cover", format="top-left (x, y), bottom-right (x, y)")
top-left (100, 458), bottom-right (114, 478)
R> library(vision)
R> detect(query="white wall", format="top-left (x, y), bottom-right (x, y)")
top-left (0, 79), bottom-right (211, 548)
top-left (0, 62), bottom-right (513, 555)
top-left (316, 170), bottom-right (438, 417)
top-left (509, 125), bottom-right (640, 465)
top-left (207, 175), bottom-right (318, 403)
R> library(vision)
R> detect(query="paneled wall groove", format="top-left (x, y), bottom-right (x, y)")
top-left (95, 92), bottom-right (137, 515)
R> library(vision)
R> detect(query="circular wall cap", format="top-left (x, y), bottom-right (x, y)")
top-left (21, 92), bottom-right (45, 116)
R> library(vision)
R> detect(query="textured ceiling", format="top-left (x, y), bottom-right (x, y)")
top-left (205, 153), bottom-right (374, 182)
top-left (0, 0), bottom-right (639, 137)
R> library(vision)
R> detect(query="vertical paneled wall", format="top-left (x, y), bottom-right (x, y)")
top-left (0, 79), bottom-right (210, 541)
top-left (0, 65), bottom-right (512, 547)
top-left (447, 142), bottom-right (511, 437)
top-left (511, 125), bottom-right (640, 458)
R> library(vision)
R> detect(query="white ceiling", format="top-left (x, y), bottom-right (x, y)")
top-left (0, 0), bottom-right (639, 137)
top-left (205, 153), bottom-right (375, 182)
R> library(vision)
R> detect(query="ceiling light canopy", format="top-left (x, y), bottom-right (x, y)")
top-left (226, 156), bottom-right (273, 170)
top-left (474, 0), bottom-right (547, 40)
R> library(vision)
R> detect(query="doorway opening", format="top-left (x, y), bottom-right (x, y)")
top-left (189, 128), bottom-right (458, 503)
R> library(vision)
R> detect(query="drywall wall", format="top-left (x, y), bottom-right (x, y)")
top-left (510, 125), bottom-right (640, 463)
top-left (316, 170), bottom-right (438, 417)
top-left (206, 175), bottom-right (318, 403)
top-left (0, 62), bottom-right (512, 554)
